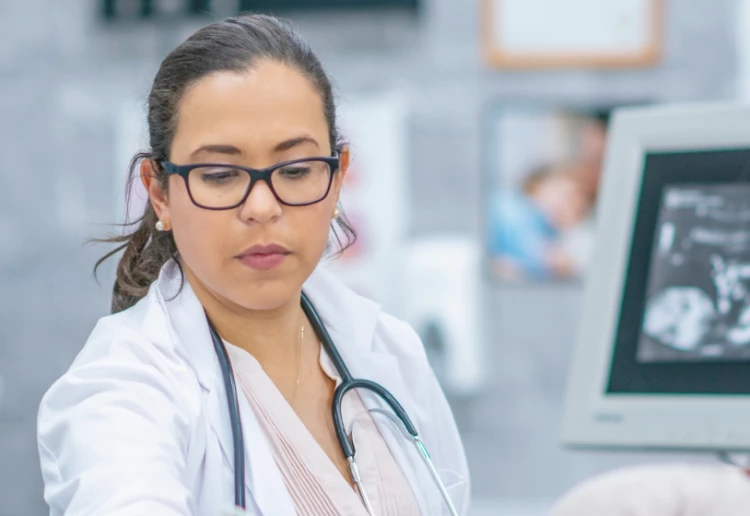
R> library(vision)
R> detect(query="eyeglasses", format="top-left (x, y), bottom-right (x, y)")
top-left (158, 154), bottom-right (340, 210)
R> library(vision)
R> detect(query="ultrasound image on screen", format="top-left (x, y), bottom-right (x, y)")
top-left (637, 184), bottom-right (750, 363)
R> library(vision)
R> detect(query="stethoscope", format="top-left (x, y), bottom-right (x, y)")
top-left (207, 292), bottom-right (459, 516)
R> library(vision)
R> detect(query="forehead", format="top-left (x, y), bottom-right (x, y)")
top-left (170, 61), bottom-right (328, 158)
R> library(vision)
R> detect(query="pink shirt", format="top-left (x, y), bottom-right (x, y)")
top-left (227, 342), bottom-right (421, 516)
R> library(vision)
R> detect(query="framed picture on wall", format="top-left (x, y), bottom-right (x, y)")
top-left (482, 102), bottom-right (623, 283)
top-left (481, 0), bottom-right (664, 69)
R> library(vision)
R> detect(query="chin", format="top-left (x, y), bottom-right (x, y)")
top-left (228, 275), bottom-right (300, 312)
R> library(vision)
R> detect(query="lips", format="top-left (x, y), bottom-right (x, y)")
top-left (236, 244), bottom-right (291, 271)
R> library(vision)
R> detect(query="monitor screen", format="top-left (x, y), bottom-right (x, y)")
top-left (607, 148), bottom-right (750, 394)
top-left (639, 183), bottom-right (750, 363)
top-left (561, 104), bottom-right (750, 451)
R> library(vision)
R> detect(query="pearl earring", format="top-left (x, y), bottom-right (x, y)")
top-left (332, 207), bottom-right (341, 220)
top-left (155, 220), bottom-right (165, 231)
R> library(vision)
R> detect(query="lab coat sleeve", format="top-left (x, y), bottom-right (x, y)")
top-left (426, 365), bottom-right (472, 515)
top-left (421, 335), bottom-right (472, 516)
top-left (383, 316), bottom-right (473, 515)
top-left (37, 329), bottom-right (196, 516)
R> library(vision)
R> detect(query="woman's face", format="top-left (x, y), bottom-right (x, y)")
top-left (146, 60), bottom-right (347, 311)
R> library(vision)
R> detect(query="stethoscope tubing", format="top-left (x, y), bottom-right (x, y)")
top-left (300, 293), bottom-right (420, 457)
top-left (206, 292), bottom-right (450, 514)
top-left (208, 318), bottom-right (246, 509)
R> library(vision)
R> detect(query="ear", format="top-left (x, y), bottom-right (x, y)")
top-left (338, 146), bottom-right (350, 177)
top-left (140, 160), bottom-right (170, 224)
top-left (332, 146), bottom-right (350, 199)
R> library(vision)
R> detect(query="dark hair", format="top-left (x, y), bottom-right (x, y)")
top-left (95, 14), bottom-right (356, 314)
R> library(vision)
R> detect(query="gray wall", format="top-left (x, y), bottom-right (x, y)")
top-left (0, 0), bottom-right (739, 514)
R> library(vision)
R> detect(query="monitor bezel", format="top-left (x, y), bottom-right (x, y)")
top-left (562, 103), bottom-right (750, 452)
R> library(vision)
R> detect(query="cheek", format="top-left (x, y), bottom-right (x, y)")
top-left (168, 180), bottom-right (226, 264)
top-left (295, 203), bottom-right (334, 258)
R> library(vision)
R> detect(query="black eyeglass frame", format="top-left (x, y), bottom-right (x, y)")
top-left (157, 153), bottom-right (340, 210)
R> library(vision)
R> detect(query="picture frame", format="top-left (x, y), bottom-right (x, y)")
top-left (481, 0), bottom-right (664, 69)
top-left (481, 100), bottom-right (621, 284)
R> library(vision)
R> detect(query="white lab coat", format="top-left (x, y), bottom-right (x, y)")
top-left (37, 260), bottom-right (471, 515)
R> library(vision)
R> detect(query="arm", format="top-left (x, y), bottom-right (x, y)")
top-left (38, 338), bottom-right (196, 516)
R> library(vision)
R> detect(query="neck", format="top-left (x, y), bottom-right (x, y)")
top-left (184, 266), bottom-right (304, 367)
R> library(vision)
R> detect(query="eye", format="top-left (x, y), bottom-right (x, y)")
top-left (278, 165), bottom-right (312, 179)
top-left (197, 167), bottom-right (241, 184)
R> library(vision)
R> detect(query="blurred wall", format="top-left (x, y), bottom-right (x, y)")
top-left (0, 0), bottom-right (739, 514)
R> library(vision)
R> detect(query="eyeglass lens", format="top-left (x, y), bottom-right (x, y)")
top-left (187, 160), bottom-right (332, 208)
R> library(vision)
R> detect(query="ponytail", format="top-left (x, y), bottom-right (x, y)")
top-left (93, 153), bottom-right (179, 313)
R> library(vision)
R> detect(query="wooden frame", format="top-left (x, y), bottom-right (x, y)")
top-left (482, 0), bottom-right (664, 69)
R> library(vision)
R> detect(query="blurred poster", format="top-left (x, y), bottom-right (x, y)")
top-left (325, 92), bottom-right (410, 317)
top-left (483, 105), bottom-right (610, 282)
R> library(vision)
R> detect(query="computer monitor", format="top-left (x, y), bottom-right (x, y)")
top-left (562, 103), bottom-right (750, 452)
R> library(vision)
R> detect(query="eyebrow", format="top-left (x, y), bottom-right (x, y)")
top-left (273, 136), bottom-right (320, 152)
top-left (189, 136), bottom-right (320, 159)
top-left (190, 144), bottom-right (242, 158)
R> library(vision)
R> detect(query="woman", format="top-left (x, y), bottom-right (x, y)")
top-left (37, 14), bottom-right (469, 516)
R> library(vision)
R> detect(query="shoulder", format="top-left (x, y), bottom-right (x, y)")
top-left (491, 190), bottom-right (534, 220)
top-left (38, 287), bottom-right (202, 442)
top-left (306, 265), bottom-right (436, 391)
top-left (306, 265), bottom-right (430, 369)
top-left (305, 267), bottom-right (472, 511)
top-left (65, 289), bottom-right (196, 388)
top-left (375, 305), bottom-right (473, 513)
top-left (374, 311), bottom-right (429, 367)
top-left (37, 287), bottom-right (204, 514)
top-left (373, 311), bottom-right (442, 418)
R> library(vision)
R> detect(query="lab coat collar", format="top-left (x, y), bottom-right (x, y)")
top-left (152, 260), bottom-right (393, 391)
top-left (153, 260), bottom-right (427, 514)
top-left (154, 261), bottom-right (294, 514)
top-left (301, 264), bottom-right (418, 430)
top-left (302, 265), bottom-right (432, 513)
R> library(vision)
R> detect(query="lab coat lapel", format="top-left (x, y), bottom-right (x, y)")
top-left (155, 262), bottom-right (438, 514)
top-left (303, 267), bottom-right (434, 514)
top-left (226, 380), bottom-right (297, 515)
top-left (355, 353), bottom-right (435, 514)
top-left (202, 378), bottom-right (296, 515)
top-left (155, 262), bottom-right (295, 516)
top-left (352, 349), bottom-right (435, 514)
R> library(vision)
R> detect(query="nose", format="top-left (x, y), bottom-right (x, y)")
top-left (238, 179), bottom-right (283, 224)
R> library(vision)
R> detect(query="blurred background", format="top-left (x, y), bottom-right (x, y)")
top-left (3, 0), bottom-right (750, 514)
